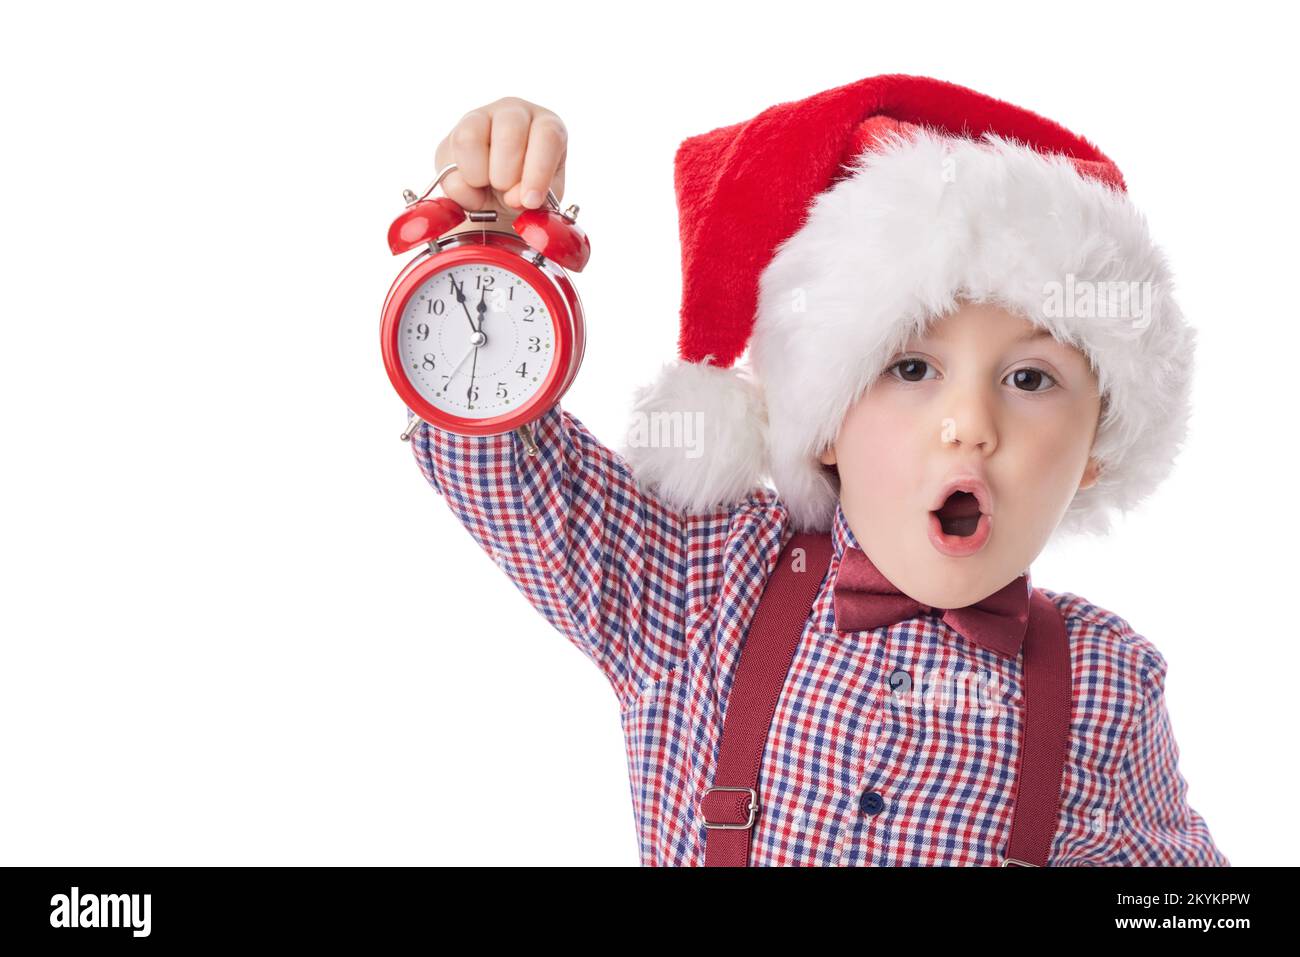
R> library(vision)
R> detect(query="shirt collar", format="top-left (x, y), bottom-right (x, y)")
top-left (830, 500), bottom-right (860, 562)
top-left (824, 502), bottom-right (860, 634)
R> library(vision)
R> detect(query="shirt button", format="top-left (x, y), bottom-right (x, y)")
top-left (859, 790), bottom-right (886, 816)
top-left (888, 668), bottom-right (911, 696)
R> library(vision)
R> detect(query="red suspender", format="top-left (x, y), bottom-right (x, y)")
top-left (1001, 589), bottom-right (1072, 867)
top-left (700, 532), bottom-right (832, 867)
top-left (699, 531), bottom-right (1072, 867)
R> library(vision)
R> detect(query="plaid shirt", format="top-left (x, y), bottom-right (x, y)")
top-left (410, 403), bottom-right (1228, 867)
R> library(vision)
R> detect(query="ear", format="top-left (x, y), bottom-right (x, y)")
top-left (1077, 455), bottom-right (1102, 491)
top-left (818, 444), bottom-right (837, 466)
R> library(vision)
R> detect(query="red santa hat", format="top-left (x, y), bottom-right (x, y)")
top-left (618, 73), bottom-right (1194, 536)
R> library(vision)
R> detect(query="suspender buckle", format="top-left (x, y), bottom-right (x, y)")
top-left (1000, 857), bottom-right (1039, 867)
top-left (700, 786), bottom-right (758, 830)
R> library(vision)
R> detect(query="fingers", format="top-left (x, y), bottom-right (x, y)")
top-left (486, 102), bottom-right (531, 203)
top-left (511, 112), bottom-right (567, 209)
top-left (439, 109), bottom-right (491, 210)
top-left (436, 98), bottom-right (568, 217)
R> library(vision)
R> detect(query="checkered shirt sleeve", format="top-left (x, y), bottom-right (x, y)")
top-left (1108, 644), bottom-right (1230, 866)
top-left (408, 404), bottom-right (725, 712)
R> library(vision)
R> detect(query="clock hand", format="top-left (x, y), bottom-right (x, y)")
top-left (441, 276), bottom-right (496, 407)
top-left (441, 336), bottom-right (482, 391)
top-left (449, 275), bottom-right (478, 333)
top-left (466, 343), bottom-right (479, 406)
top-left (476, 285), bottom-right (489, 331)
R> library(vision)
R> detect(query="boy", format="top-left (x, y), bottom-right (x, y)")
top-left (408, 76), bottom-right (1228, 866)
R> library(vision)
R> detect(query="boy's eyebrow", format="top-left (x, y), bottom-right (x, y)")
top-left (1014, 328), bottom-right (1057, 342)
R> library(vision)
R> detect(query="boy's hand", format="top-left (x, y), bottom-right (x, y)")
top-left (435, 97), bottom-right (567, 235)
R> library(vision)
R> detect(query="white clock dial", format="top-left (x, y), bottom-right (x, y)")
top-left (400, 263), bottom-right (556, 419)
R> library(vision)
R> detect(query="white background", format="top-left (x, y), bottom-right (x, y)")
top-left (2, 0), bottom-right (1292, 866)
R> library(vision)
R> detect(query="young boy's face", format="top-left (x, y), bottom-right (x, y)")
top-left (820, 299), bottom-right (1103, 608)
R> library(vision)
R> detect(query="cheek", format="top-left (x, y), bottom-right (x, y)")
top-left (832, 398), bottom-right (919, 503)
top-left (1009, 403), bottom-right (1096, 506)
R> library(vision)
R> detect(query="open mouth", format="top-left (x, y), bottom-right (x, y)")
top-left (932, 490), bottom-right (983, 537)
top-left (927, 478), bottom-right (993, 557)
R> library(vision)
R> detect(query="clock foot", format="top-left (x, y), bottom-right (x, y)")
top-left (516, 423), bottom-right (539, 457)
top-left (401, 414), bottom-right (426, 442)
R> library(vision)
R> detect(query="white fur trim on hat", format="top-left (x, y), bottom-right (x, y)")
top-left (752, 127), bottom-right (1193, 535)
top-left (618, 357), bottom-right (769, 514)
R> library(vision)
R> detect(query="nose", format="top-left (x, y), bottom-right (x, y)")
top-left (941, 379), bottom-right (998, 454)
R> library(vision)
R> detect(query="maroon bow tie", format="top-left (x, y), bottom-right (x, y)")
top-left (832, 546), bottom-right (1032, 659)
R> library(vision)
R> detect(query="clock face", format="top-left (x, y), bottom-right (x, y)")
top-left (398, 262), bottom-right (556, 419)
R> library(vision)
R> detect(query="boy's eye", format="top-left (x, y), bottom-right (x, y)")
top-left (1004, 367), bottom-right (1058, 392)
top-left (887, 358), bottom-right (935, 382)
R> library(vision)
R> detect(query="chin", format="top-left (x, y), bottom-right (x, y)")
top-left (911, 551), bottom-right (1005, 608)
top-left (913, 580), bottom-right (989, 611)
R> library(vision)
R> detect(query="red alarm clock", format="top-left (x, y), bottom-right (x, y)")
top-left (381, 163), bottom-right (590, 455)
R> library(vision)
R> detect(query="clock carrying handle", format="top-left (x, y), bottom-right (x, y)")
top-left (391, 162), bottom-right (589, 272)
top-left (416, 162), bottom-right (563, 218)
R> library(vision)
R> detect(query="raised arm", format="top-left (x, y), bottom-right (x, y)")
top-left (410, 402), bottom-right (731, 712)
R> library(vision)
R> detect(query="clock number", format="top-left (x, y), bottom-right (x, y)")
top-left (466, 384), bottom-right (479, 403)
top-left (527, 336), bottom-right (540, 352)
top-left (422, 353), bottom-right (436, 370)
top-left (516, 362), bottom-right (528, 379)
top-left (522, 305), bottom-right (535, 322)
top-left (416, 323), bottom-right (430, 341)
top-left (475, 273), bottom-right (495, 289)
top-left (496, 382), bottom-right (508, 399)
top-left (440, 375), bottom-right (450, 389)
top-left (427, 299), bottom-right (444, 315)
